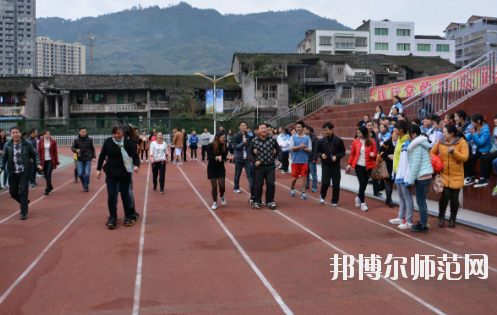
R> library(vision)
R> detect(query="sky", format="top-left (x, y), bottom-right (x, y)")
top-left (37, 0), bottom-right (497, 36)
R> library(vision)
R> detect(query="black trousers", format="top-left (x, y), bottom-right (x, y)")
top-left (281, 151), bottom-right (289, 172)
top-left (141, 149), bottom-right (149, 160)
top-left (201, 145), bottom-right (208, 161)
top-left (355, 165), bottom-right (371, 203)
top-left (43, 160), bottom-right (53, 193)
top-left (190, 146), bottom-right (198, 159)
top-left (152, 161), bottom-right (166, 190)
top-left (372, 179), bottom-right (380, 194)
top-left (106, 175), bottom-right (131, 218)
top-left (254, 164), bottom-right (276, 204)
top-left (464, 151), bottom-right (482, 178)
top-left (170, 147), bottom-right (175, 162)
top-left (9, 172), bottom-right (30, 215)
top-left (183, 145), bottom-right (188, 161)
top-left (320, 163), bottom-right (341, 204)
top-left (479, 152), bottom-right (497, 180)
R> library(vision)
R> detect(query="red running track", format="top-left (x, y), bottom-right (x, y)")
top-left (0, 150), bottom-right (496, 315)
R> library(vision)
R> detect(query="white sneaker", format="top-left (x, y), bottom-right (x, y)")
top-left (234, 189), bottom-right (241, 194)
top-left (219, 196), bottom-right (226, 205)
top-left (173, 161), bottom-right (177, 165)
top-left (332, 203), bottom-right (338, 207)
top-left (361, 203), bottom-right (368, 211)
top-left (141, 159), bottom-right (144, 162)
top-left (398, 220), bottom-right (413, 229)
top-left (319, 196), bottom-right (325, 204)
top-left (389, 217), bottom-right (404, 224)
top-left (179, 162), bottom-right (184, 165)
top-left (355, 197), bottom-right (361, 207)
top-left (212, 202), bottom-right (218, 210)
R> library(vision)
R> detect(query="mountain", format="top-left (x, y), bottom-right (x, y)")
top-left (36, 2), bottom-right (350, 75)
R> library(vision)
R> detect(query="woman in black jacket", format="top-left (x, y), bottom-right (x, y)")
top-left (207, 132), bottom-right (233, 210)
top-left (379, 127), bottom-right (397, 207)
top-left (97, 124), bottom-right (140, 229)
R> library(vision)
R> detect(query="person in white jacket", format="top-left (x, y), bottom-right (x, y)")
top-left (150, 132), bottom-right (169, 194)
top-left (278, 128), bottom-right (291, 173)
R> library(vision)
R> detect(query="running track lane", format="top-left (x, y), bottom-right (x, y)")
top-left (205, 160), bottom-right (497, 314)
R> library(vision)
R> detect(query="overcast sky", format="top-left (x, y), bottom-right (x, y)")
top-left (37, 0), bottom-right (497, 36)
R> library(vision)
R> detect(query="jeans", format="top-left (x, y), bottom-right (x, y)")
top-left (397, 183), bottom-right (414, 223)
top-left (107, 175), bottom-right (131, 218)
top-left (2, 164), bottom-right (8, 186)
top-left (77, 160), bottom-right (92, 188)
top-left (9, 172), bottom-right (30, 215)
top-left (414, 178), bottom-right (431, 225)
top-left (464, 152), bottom-right (482, 178)
top-left (152, 161), bottom-right (166, 190)
top-left (320, 163), bottom-right (341, 204)
top-left (354, 165), bottom-right (370, 203)
top-left (43, 161), bottom-right (53, 193)
top-left (254, 164), bottom-right (276, 204)
top-left (493, 157), bottom-right (497, 175)
top-left (306, 161), bottom-right (318, 190)
top-left (30, 163), bottom-right (36, 185)
top-left (234, 159), bottom-right (254, 190)
top-left (479, 152), bottom-right (497, 180)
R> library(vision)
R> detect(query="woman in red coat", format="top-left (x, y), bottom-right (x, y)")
top-left (37, 130), bottom-right (59, 195)
top-left (346, 126), bottom-right (377, 211)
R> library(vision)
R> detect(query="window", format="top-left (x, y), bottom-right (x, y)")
top-left (461, 25), bottom-right (466, 32)
top-left (319, 36), bottom-right (331, 45)
top-left (355, 37), bottom-right (367, 46)
top-left (337, 67), bottom-right (343, 75)
top-left (436, 45), bottom-right (450, 52)
top-left (417, 44), bottom-right (431, 51)
top-left (262, 86), bottom-right (276, 99)
top-left (128, 92), bottom-right (135, 103)
top-left (448, 29), bottom-right (453, 36)
top-left (492, 45), bottom-right (497, 51)
top-left (319, 51), bottom-right (332, 54)
top-left (335, 36), bottom-right (355, 49)
top-left (491, 32), bottom-right (497, 38)
top-left (397, 43), bottom-right (411, 51)
top-left (375, 42), bottom-right (389, 50)
top-left (374, 28), bottom-right (388, 36)
top-left (396, 29), bottom-right (410, 36)
top-left (93, 93), bottom-right (107, 103)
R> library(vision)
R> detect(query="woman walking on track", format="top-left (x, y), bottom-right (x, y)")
top-left (189, 130), bottom-right (199, 161)
top-left (140, 131), bottom-right (150, 162)
top-left (97, 124), bottom-right (140, 230)
top-left (37, 131), bottom-right (59, 195)
top-left (430, 124), bottom-right (469, 228)
top-left (150, 132), bottom-right (168, 194)
top-left (207, 132), bottom-right (233, 210)
top-left (346, 125), bottom-right (377, 212)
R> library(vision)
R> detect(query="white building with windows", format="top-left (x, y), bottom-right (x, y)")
top-left (356, 19), bottom-right (455, 63)
top-left (297, 30), bottom-right (370, 55)
top-left (35, 37), bottom-right (86, 76)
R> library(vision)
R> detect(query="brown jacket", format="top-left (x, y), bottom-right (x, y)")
top-left (140, 136), bottom-right (150, 150)
top-left (171, 132), bottom-right (184, 148)
top-left (430, 137), bottom-right (469, 189)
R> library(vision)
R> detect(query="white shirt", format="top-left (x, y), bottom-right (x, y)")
top-left (242, 135), bottom-right (247, 159)
top-left (357, 139), bottom-right (366, 167)
top-left (150, 141), bottom-right (169, 162)
top-left (44, 139), bottom-right (51, 161)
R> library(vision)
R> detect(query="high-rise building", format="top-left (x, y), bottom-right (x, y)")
top-left (35, 37), bottom-right (86, 76)
top-left (0, 0), bottom-right (36, 77)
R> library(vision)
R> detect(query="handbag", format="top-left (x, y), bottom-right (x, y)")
top-left (431, 141), bottom-right (444, 173)
top-left (371, 154), bottom-right (389, 180)
top-left (431, 172), bottom-right (444, 194)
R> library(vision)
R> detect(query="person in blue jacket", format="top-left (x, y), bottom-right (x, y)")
top-left (388, 95), bottom-right (403, 116)
top-left (378, 123), bottom-right (391, 146)
top-left (464, 113), bottom-right (492, 186)
top-left (474, 113), bottom-right (497, 188)
top-left (189, 131), bottom-right (199, 161)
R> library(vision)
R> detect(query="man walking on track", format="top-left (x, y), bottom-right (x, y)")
top-left (317, 122), bottom-right (346, 206)
top-left (71, 126), bottom-right (96, 192)
top-left (200, 128), bottom-right (212, 162)
top-left (290, 121), bottom-right (312, 200)
top-left (233, 121), bottom-right (254, 194)
top-left (248, 123), bottom-right (282, 210)
top-left (182, 128), bottom-right (188, 162)
top-left (0, 126), bottom-right (42, 220)
top-left (171, 127), bottom-right (184, 165)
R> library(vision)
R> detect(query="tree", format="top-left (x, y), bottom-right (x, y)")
top-left (170, 94), bottom-right (199, 118)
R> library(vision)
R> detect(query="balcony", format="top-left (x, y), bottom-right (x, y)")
top-left (70, 104), bottom-right (147, 114)
top-left (148, 101), bottom-right (169, 110)
top-left (0, 106), bottom-right (25, 117)
top-left (346, 75), bottom-right (373, 83)
top-left (302, 77), bottom-right (327, 84)
top-left (257, 99), bottom-right (278, 107)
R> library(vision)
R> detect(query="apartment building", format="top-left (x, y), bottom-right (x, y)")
top-left (35, 37), bottom-right (86, 76)
top-left (356, 20), bottom-right (455, 63)
top-left (297, 30), bottom-right (369, 55)
top-left (445, 15), bottom-right (497, 67)
top-left (0, 0), bottom-right (36, 77)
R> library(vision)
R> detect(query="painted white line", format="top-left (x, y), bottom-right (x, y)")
top-left (132, 162), bottom-right (151, 315)
top-left (176, 165), bottom-right (294, 315)
top-left (0, 165), bottom-right (98, 225)
top-left (0, 184), bottom-right (106, 306)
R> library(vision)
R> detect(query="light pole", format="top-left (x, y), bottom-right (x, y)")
top-left (195, 72), bottom-right (235, 134)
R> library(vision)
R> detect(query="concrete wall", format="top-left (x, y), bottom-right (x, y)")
top-left (25, 84), bottom-right (45, 119)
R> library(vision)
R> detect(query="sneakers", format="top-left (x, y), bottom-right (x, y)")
top-left (179, 162), bottom-right (184, 165)
top-left (411, 222), bottom-right (429, 233)
top-left (360, 203), bottom-right (368, 211)
top-left (248, 199), bottom-right (254, 206)
top-left (464, 177), bottom-right (476, 186)
top-left (389, 217), bottom-right (404, 224)
top-left (212, 202), bottom-right (218, 210)
top-left (219, 195), bottom-right (226, 205)
top-left (398, 220), bottom-right (413, 230)
top-left (290, 189), bottom-right (295, 197)
top-left (141, 159), bottom-right (144, 163)
top-left (84, 188), bottom-right (89, 192)
top-left (319, 196), bottom-right (325, 204)
top-left (311, 187), bottom-right (317, 193)
top-left (331, 203), bottom-right (338, 207)
top-left (355, 197), bottom-right (361, 207)
top-left (20, 214), bottom-right (27, 220)
top-left (160, 190), bottom-right (165, 194)
top-left (252, 203), bottom-right (261, 210)
top-left (493, 186), bottom-right (497, 197)
top-left (173, 161), bottom-right (177, 165)
top-left (269, 202), bottom-right (277, 210)
top-left (301, 193), bottom-right (307, 200)
top-left (474, 178), bottom-right (489, 188)
top-left (153, 186), bottom-right (157, 191)
top-left (30, 183), bottom-right (35, 188)
top-left (234, 189), bottom-right (241, 194)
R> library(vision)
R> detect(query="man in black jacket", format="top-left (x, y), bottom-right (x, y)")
top-left (304, 125), bottom-right (319, 193)
top-left (71, 127), bottom-right (96, 192)
top-left (0, 126), bottom-right (42, 220)
top-left (182, 128), bottom-right (188, 162)
top-left (27, 128), bottom-right (38, 187)
top-left (317, 122), bottom-right (346, 206)
top-left (232, 121), bottom-right (253, 194)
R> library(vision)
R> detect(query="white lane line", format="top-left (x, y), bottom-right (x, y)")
top-left (132, 162), bottom-right (151, 315)
top-left (176, 165), bottom-right (294, 315)
top-left (200, 163), bottom-right (444, 314)
top-left (0, 165), bottom-right (98, 225)
top-left (221, 161), bottom-right (497, 274)
top-left (0, 184), bottom-right (106, 306)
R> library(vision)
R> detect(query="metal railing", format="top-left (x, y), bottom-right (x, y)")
top-left (70, 104), bottom-right (148, 113)
top-left (403, 51), bottom-right (496, 120)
